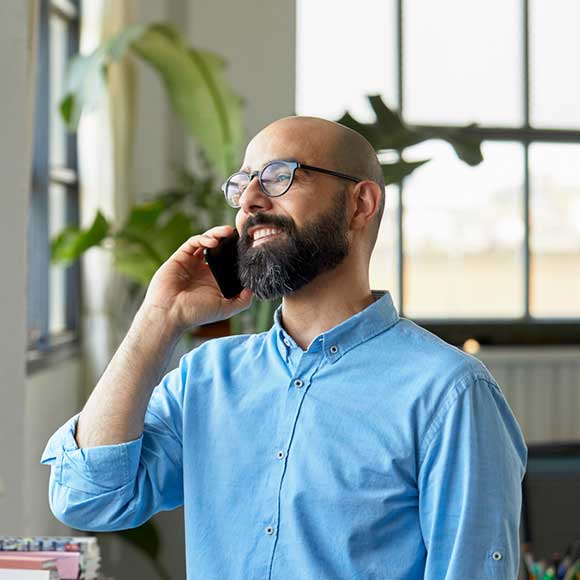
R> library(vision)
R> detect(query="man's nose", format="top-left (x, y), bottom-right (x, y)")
top-left (238, 174), bottom-right (273, 214)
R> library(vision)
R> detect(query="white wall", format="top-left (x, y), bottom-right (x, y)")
top-left (132, 0), bottom-right (186, 196)
top-left (0, 0), bottom-right (84, 537)
top-left (24, 358), bottom-right (83, 535)
top-left (187, 0), bottom-right (296, 147)
top-left (0, 1), bottom-right (34, 535)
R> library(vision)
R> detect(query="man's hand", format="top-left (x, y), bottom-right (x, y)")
top-left (75, 225), bottom-right (253, 448)
top-left (141, 224), bottom-right (253, 334)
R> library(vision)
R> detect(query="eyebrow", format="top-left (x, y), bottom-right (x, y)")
top-left (240, 157), bottom-right (299, 173)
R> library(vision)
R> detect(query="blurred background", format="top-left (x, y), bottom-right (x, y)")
top-left (1, 0), bottom-right (579, 578)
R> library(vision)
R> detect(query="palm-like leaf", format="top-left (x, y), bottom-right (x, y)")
top-left (60, 23), bottom-right (244, 179)
top-left (337, 95), bottom-right (484, 185)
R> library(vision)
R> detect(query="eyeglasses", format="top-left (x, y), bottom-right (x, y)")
top-left (220, 159), bottom-right (362, 208)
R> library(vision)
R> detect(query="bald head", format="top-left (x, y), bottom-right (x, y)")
top-left (246, 116), bottom-right (386, 248)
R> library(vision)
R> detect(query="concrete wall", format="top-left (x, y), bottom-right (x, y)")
top-left (187, 0), bottom-right (296, 147)
top-left (24, 358), bottom-right (83, 535)
top-left (0, 0), bottom-right (34, 535)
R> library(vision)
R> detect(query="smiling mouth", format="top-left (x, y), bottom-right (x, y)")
top-left (252, 231), bottom-right (284, 246)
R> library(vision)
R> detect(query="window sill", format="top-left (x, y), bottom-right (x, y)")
top-left (26, 332), bottom-right (81, 375)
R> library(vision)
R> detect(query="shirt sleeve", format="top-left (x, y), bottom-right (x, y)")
top-left (418, 375), bottom-right (527, 580)
top-left (39, 350), bottom-right (191, 532)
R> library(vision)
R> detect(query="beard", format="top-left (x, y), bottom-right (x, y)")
top-left (237, 190), bottom-right (350, 301)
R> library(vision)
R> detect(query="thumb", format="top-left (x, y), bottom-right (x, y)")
top-left (229, 287), bottom-right (254, 311)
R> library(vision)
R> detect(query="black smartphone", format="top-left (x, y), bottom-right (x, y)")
top-left (203, 230), bottom-right (244, 299)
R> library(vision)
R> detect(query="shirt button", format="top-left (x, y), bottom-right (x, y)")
top-left (329, 345), bottom-right (338, 354)
top-left (491, 551), bottom-right (502, 561)
top-left (294, 379), bottom-right (304, 388)
top-left (265, 526), bottom-right (275, 535)
top-left (276, 450), bottom-right (286, 459)
top-left (283, 338), bottom-right (291, 347)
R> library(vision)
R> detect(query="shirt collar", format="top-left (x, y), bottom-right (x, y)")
top-left (272, 291), bottom-right (400, 364)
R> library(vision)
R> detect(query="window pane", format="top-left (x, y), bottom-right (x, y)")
top-left (49, 182), bottom-right (68, 334)
top-left (50, 13), bottom-right (69, 166)
top-left (404, 0), bottom-right (523, 126)
top-left (370, 183), bottom-right (400, 308)
top-left (530, 144), bottom-right (580, 317)
top-left (530, 0), bottom-right (580, 128)
top-left (296, 0), bottom-right (398, 122)
top-left (403, 141), bottom-right (525, 319)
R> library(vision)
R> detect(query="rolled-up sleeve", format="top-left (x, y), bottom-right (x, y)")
top-left (418, 375), bottom-right (527, 579)
top-left (40, 351), bottom-right (190, 532)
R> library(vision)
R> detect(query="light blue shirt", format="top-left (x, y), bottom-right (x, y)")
top-left (41, 292), bottom-right (527, 579)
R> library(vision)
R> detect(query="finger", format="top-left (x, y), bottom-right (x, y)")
top-left (228, 287), bottom-right (253, 305)
top-left (185, 226), bottom-right (235, 249)
top-left (175, 231), bottom-right (225, 255)
top-left (169, 226), bottom-right (236, 263)
top-left (195, 225), bottom-right (235, 243)
top-left (204, 224), bottom-right (235, 236)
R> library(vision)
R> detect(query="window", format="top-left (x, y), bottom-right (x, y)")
top-left (296, 0), bottom-right (580, 346)
top-left (28, 0), bottom-right (81, 367)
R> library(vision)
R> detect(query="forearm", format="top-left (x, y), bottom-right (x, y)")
top-left (75, 305), bottom-right (182, 448)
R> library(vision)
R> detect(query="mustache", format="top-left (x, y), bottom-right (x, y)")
top-left (241, 214), bottom-right (296, 241)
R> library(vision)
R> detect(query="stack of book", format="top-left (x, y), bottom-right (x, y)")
top-left (0, 536), bottom-right (104, 580)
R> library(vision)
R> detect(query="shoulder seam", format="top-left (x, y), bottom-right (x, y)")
top-left (418, 374), bottom-right (500, 468)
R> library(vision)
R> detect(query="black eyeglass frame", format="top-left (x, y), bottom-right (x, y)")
top-left (220, 159), bottom-right (362, 208)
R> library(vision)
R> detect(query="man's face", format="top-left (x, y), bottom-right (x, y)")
top-left (237, 188), bottom-right (350, 300)
top-left (234, 123), bottom-right (352, 300)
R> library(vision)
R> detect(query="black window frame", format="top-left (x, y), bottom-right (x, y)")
top-left (27, 0), bottom-right (81, 371)
top-left (385, 0), bottom-right (580, 347)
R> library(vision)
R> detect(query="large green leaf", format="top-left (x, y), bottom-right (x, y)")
top-left (337, 95), bottom-right (484, 182)
top-left (112, 237), bottom-right (161, 285)
top-left (382, 159), bottom-right (430, 185)
top-left (150, 212), bottom-right (196, 259)
top-left (60, 23), bottom-right (244, 179)
top-left (111, 211), bottom-right (194, 285)
top-left (60, 25), bottom-right (145, 128)
top-left (51, 211), bottom-right (110, 264)
top-left (131, 24), bottom-right (245, 178)
top-left (123, 199), bottom-right (167, 236)
top-left (417, 124), bottom-right (484, 166)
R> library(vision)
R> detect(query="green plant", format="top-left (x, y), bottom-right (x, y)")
top-left (53, 21), bottom-right (278, 336)
top-left (337, 94), bottom-right (483, 184)
top-left (61, 23), bottom-right (243, 177)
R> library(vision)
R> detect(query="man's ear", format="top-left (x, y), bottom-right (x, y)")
top-left (349, 181), bottom-right (381, 231)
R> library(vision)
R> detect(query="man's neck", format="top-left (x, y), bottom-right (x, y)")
top-left (278, 266), bottom-right (376, 351)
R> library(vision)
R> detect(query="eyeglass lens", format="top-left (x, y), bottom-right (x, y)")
top-left (226, 161), bottom-right (293, 207)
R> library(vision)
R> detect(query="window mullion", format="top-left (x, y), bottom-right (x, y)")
top-left (64, 1), bottom-right (81, 335)
top-left (523, 0), bottom-right (531, 318)
top-left (397, 0), bottom-right (405, 315)
top-left (28, 0), bottom-right (51, 351)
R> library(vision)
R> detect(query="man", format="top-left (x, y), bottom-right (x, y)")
top-left (41, 116), bottom-right (527, 579)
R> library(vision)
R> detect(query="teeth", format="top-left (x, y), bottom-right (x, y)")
top-left (253, 228), bottom-right (281, 241)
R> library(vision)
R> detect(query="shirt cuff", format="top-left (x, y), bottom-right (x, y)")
top-left (40, 413), bottom-right (144, 493)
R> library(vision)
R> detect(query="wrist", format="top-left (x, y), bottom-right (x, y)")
top-left (134, 304), bottom-right (183, 343)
